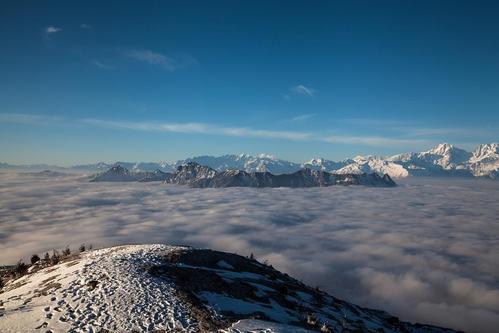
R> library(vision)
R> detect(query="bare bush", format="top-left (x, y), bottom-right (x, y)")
top-left (62, 246), bottom-right (71, 257)
top-left (51, 250), bottom-right (60, 265)
top-left (30, 254), bottom-right (40, 265)
top-left (15, 261), bottom-right (28, 277)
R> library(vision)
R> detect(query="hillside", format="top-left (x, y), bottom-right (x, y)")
top-left (0, 245), bottom-right (459, 333)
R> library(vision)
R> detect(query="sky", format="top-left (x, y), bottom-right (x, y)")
top-left (1, 0), bottom-right (498, 165)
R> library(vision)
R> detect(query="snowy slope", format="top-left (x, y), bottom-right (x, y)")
top-left (0, 245), bottom-right (459, 333)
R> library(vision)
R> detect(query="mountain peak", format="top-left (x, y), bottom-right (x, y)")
top-left (304, 157), bottom-right (326, 165)
top-left (255, 153), bottom-right (277, 160)
top-left (473, 143), bottom-right (499, 156)
top-left (109, 165), bottom-right (128, 174)
top-left (427, 143), bottom-right (456, 155)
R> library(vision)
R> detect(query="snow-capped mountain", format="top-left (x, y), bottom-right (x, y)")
top-left (387, 143), bottom-right (472, 175)
top-left (423, 143), bottom-right (472, 168)
top-left (0, 244), bottom-right (458, 333)
top-left (90, 165), bottom-right (172, 182)
top-left (334, 155), bottom-right (410, 178)
top-left (468, 143), bottom-right (499, 178)
top-left (386, 143), bottom-right (493, 177)
top-left (301, 158), bottom-right (352, 172)
top-left (138, 169), bottom-right (173, 182)
top-left (175, 154), bottom-right (302, 174)
top-left (168, 162), bottom-right (218, 185)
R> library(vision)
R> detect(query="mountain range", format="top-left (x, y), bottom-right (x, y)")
top-left (2, 143), bottom-right (498, 179)
top-left (90, 162), bottom-right (397, 187)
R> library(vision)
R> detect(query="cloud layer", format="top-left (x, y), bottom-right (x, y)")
top-left (0, 173), bottom-right (498, 332)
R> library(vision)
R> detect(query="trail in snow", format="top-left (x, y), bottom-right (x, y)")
top-left (0, 245), bottom-right (196, 333)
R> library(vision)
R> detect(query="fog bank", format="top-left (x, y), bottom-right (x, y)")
top-left (0, 172), bottom-right (498, 332)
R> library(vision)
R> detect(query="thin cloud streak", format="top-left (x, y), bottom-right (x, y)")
top-left (290, 84), bottom-right (315, 97)
top-left (91, 60), bottom-right (113, 70)
top-left (45, 26), bottom-right (62, 34)
top-left (291, 113), bottom-right (316, 121)
top-left (322, 135), bottom-right (429, 147)
top-left (1, 112), bottom-right (435, 147)
top-left (125, 49), bottom-right (178, 71)
top-left (83, 118), bottom-right (425, 146)
top-left (340, 118), bottom-right (498, 139)
top-left (82, 118), bottom-right (313, 141)
top-left (0, 113), bottom-right (63, 125)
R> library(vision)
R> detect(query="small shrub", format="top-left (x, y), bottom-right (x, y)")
top-left (79, 244), bottom-right (86, 252)
top-left (88, 244), bottom-right (93, 250)
top-left (30, 254), bottom-right (40, 265)
top-left (51, 250), bottom-right (60, 265)
top-left (0, 278), bottom-right (4, 290)
top-left (44, 252), bottom-right (50, 262)
top-left (15, 261), bottom-right (28, 277)
top-left (62, 246), bottom-right (71, 257)
top-left (276, 284), bottom-right (288, 294)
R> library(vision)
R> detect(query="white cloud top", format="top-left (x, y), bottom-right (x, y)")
top-left (0, 174), bottom-right (498, 332)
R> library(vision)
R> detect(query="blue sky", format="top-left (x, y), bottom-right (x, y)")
top-left (1, 1), bottom-right (498, 165)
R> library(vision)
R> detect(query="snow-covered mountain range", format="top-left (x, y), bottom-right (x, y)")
top-left (90, 162), bottom-right (396, 187)
top-left (170, 162), bottom-right (396, 187)
top-left (0, 244), bottom-right (459, 333)
top-left (2, 143), bottom-right (498, 179)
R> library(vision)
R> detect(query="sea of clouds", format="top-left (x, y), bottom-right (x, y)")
top-left (0, 171), bottom-right (498, 332)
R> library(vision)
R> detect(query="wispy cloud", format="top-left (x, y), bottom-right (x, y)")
top-left (125, 49), bottom-right (178, 71)
top-left (0, 112), bottom-right (438, 147)
top-left (0, 113), bottom-right (63, 125)
top-left (340, 118), bottom-right (498, 141)
top-left (82, 118), bottom-right (427, 146)
top-left (291, 113), bottom-right (316, 121)
top-left (91, 60), bottom-right (113, 70)
top-left (80, 23), bottom-right (92, 29)
top-left (45, 26), bottom-right (62, 34)
top-left (82, 118), bottom-right (312, 141)
top-left (321, 134), bottom-right (428, 147)
top-left (290, 84), bottom-right (315, 97)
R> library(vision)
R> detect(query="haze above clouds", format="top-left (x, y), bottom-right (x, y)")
top-left (0, 173), bottom-right (498, 332)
